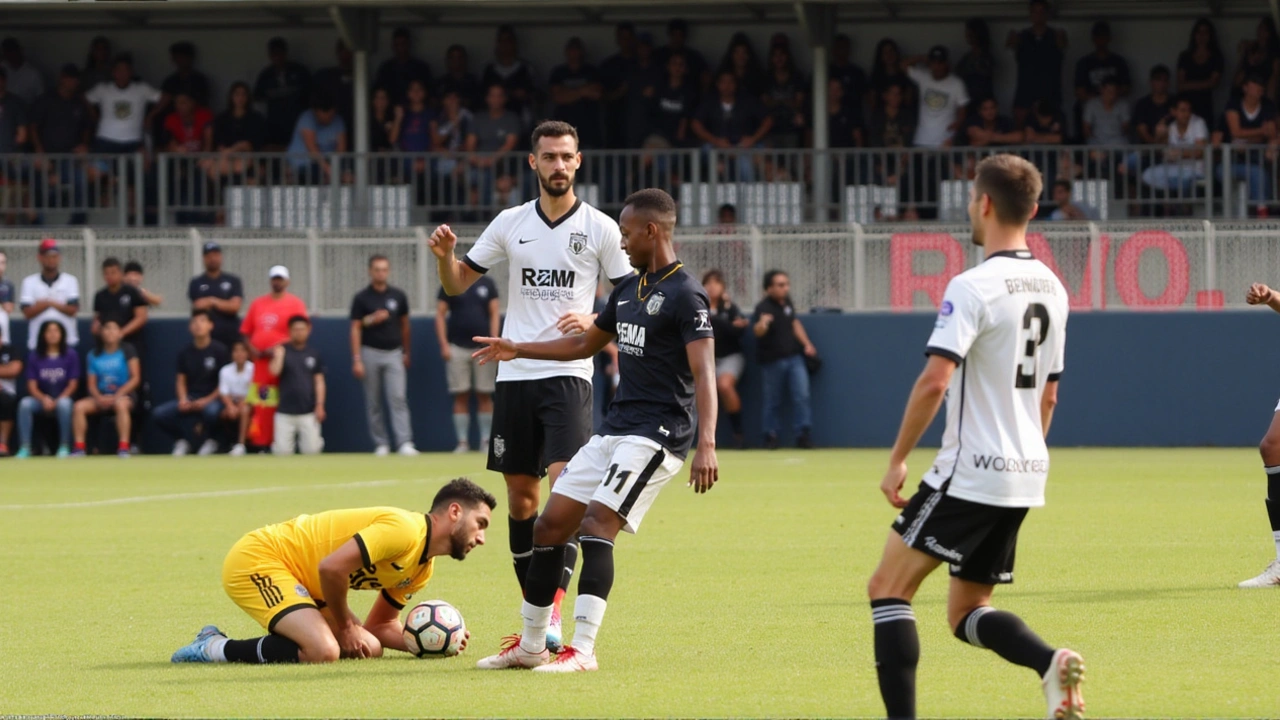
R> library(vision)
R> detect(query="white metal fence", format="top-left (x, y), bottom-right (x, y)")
top-left (0, 220), bottom-right (1270, 317)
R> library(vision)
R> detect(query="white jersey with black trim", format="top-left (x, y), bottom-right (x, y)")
top-left (921, 249), bottom-right (1069, 508)
top-left (462, 197), bottom-right (634, 382)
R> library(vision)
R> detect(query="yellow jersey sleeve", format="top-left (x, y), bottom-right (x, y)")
top-left (352, 511), bottom-right (419, 570)
top-left (381, 558), bottom-right (436, 608)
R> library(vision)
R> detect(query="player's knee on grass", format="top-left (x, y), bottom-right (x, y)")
top-left (504, 474), bottom-right (541, 519)
top-left (301, 635), bottom-right (341, 664)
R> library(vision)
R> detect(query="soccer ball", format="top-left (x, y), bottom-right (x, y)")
top-left (403, 600), bottom-right (466, 658)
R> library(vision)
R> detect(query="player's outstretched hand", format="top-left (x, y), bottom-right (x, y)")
top-left (472, 336), bottom-right (517, 365)
top-left (556, 312), bottom-right (595, 335)
top-left (336, 624), bottom-right (374, 659)
top-left (688, 446), bottom-right (718, 494)
top-left (428, 224), bottom-right (458, 260)
top-left (880, 461), bottom-right (909, 509)
top-left (1247, 282), bottom-right (1274, 305)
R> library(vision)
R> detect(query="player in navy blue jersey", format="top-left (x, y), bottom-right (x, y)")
top-left (470, 188), bottom-right (718, 673)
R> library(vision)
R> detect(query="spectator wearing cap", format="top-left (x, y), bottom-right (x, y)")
top-left (1074, 21), bottom-right (1131, 142)
top-left (123, 260), bottom-right (162, 308)
top-left (376, 27), bottom-right (433, 106)
top-left (204, 82), bottom-right (268, 187)
top-left (153, 309), bottom-right (229, 456)
top-left (254, 37), bottom-right (311, 149)
top-left (1007, 0), bottom-right (1067, 129)
top-left (903, 46), bottom-right (968, 148)
top-left (655, 19), bottom-right (710, 91)
top-left (30, 65), bottom-right (92, 219)
top-left (435, 268), bottom-right (499, 454)
top-left (19, 238), bottom-right (79, 351)
top-left (350, 254), bottom-right (416, 457)
top-left (84, 54), bottom-right (163, 182)
top-left (188, 241), bottom-right (244, 348)
top-left (269, 315), bottom-right (325, 456)
top-left (1, 38), bottom-right (43, 105)
top-left (550, 37), bottom-right (603, 149)
top-left (286, 92), bottom-right (348, 185)
top-left (239, 264), bottom-right (307, 449)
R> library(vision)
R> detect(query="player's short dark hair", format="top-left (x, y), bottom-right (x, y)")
top-left (191, 309), bottom-right (214, 322)
top-left (311, 90), bottom-right (336, 112)
top-left (288, 314), bottom-right (310, 327)
top-left (1053, 179), bottom-right (1072, 193)
top-left (974, 154), bottom-right (1043, 225)
top-left (623, 188), bottom-right (677, 220)
top-left (1150, 64), bottom-right (1171, 80)
top-left (368, 253), bottom-right (388, 267)
top-left (531, 120), bottom-right (579, 151)
top-left (431, 478), bottom-right (498, 512)
top-left (113, 52), bottom-right (133, 69)
top-left (763, 269), bottom-right (788, 290)
top-left (1091, 20), bottom-right (1110, 38)
top-left (123, 260), bottom-right (143, 274)
top-left (1173, 93), bottom-right (1194, 108)
top-left (1245, 73), bottom-right (1268, 88)
top-left (702, 269), bottom-right (725, 285)
top-left (231, 338), bottom-right (250, 354)
top-left (102, 257), bottom-right (121, 271)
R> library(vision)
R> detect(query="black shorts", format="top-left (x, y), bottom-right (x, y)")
top-left (487, 377), bottom-right (592, 478)
top-left (892, 482), bottom-right (1030, 585)
top-left (0, 391), bottom-right (15, 422)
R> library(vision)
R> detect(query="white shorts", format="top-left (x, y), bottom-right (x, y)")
top-left (273, 412), bottom-right (324, 455)
top-left (715, 353), bottom-right (745, 379)
top-left (551, 434), bottom-right (685, 534)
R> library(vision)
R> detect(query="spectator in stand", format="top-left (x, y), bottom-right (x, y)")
top-left (600, 23), bottom-right (638, 149)
top-left (436, 44), bottom-right (482, 113)
top-left (430, 88), bottom-right (477, 213)
top-left (652, 51), bottom-right (698, 148)
top-left (71, 319), bottom-right (139, 458)
top-left (269, 315), bottom-right (325, 456)
top-left (691, 71), bottom-right (772, 181)
top-left (286, 92), bottom-right (348, 185)
top-left (85, 54), bottom-right (162, 181)
top-left (20, 238), bottom-right (79, 351)
top-left (91, 257), bottom-right (147, 356)
top-left (153, 310), bottom-right (230, 456)
top-left (14, 320), bottom-right (78, 458)
top-left (82, 37), bottom-right (113, 93)
top-left (866, 80), bottom-right (914, 196)
top-left (0, 337), bottom-right (18, 456)
top-left (763, 41), bottom-right (807, 148)
top-left (1025, 98), bottom-right (1066, 144)
top-left (203, 82), bottom-right (268, 185)
top-left (189, 241), bottom-right (244, 349)
top-left (961, 97), bottom-right (1021, 147)
top-left (1220, 75), bottom-right (1277, 215)
top-left (220, 339), bottom-right (254, 456)
top-left (470, 83), bottom-right (520, 207)
top-left (624, 32), bottom-right (662, 149)
top-left (752, 270), bottom-right (816, 450)
top-left (350, 254), bottom-right (416, 457)
top-left (1141, 94), bottom-right (1209, 196)
top-left (0, 69), bottom-right (29, 155)
top-left (30, 65), bottom-right (92, 207)
top-left (376, 27), bottom-right (432, 106)
top-left (1, 38), bottom-right (42, 105)
top-left (1008, 0), bottom-right (1068, 129)
top-left (313, 41), bottom-right (355, 132)
top-left (1177, 18), bottom-right (1225, 127)
top-left (718, 33), bottom-right (765, 99)
top-left (905, 47), bottom-right (968, 149)
top-left (124, 260), bottom-right (162, 309)
top-left (1232, 38), bottom-right (1280, 103)
top-left (656, 18), bottom-right (710, 91)
top-left (369, 87), bottom-right (401, 154)
top-left (718, 203), bottom-right (737, 226)
top-left (1083, 77), bottom-right (1131, 148)
top-left (702, 270), bottom-right (748, 448)
top-left (1074, 21), bottom-right (1131, 142)
top-left (158, 42), bottom-right (211, 113)
top-left (956, 19), bottom-right (996, 105)
top-left (254, 37), bottom-right (311, 149)
top-left (827, 78), bottom-right (864, 149)
top-left (1133, 66), bottom-right (1175, 145)
top-left (163, 91), bottom-right (213, 153)
top-left (549, 38), bottom-right (603, 149)
top-left (829, 34), bottom-right (869, 118)
top-left (869, 38), bottom-right (913, 110)
top-left (1048, 179), bottom-right (1094, 220)
top-left (0, 249), bottom-right (12, 315)
top-left (435, 269), bottom-right (499, 454)
top-left (482, 25), bottom-right (538, 135)
top-left (240, 265), bottom-right (307, 450)
top-left (399, 79), bottom-right (433, 183)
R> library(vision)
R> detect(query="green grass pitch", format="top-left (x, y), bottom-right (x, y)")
top-left (2, 448), bottom-right (1278, 717)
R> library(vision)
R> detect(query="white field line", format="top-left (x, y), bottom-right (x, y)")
top-left (0, 476), bottom-right (452, 510)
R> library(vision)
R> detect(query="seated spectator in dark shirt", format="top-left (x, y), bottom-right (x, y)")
top-left (1024, 98), bottom-right (1065, 144)
top-left (829, 33), bottom-right (869, 118)
top-left (377, 26), bottom-right (432, 106)
top-left (718, 32), bottom-right (765, 100)
top-left (702, 269), bottom-right (748, 448)
top-left (1220, 75), bottom-right (1278, 212)
top-left (312, 41), bottom-right (355, 132)
top-left (1133, 66), bottom-right (1174, 145)
top-left (269, 315), bottom-right (326, 456)
top-left (1083, 78), bottom-right (1131, 146)
top-left (763, 42), bottom-right (807, 148)
top-left (827, 78), bottom-right (863, 148)
top-left (436, 44), bottom-right (482, 112)
top-left (866, 81), bottom-right (915, 188)
top-left (253, 37), bottom-right (310, 149)
top-left (623, 32), bottom-right (663, 148)
top-left (962, 97), bottom-right (1021, 146)
top-left (153, 310), bottom-right (231, 456)
top-left (655, 18), bottom-right (711, 91)
top-left (691, 71), bottom-right (772, 181)
top-left (1074, 21), bottom-right (1131, 139)
top-left (470, 83), bottom-right (519, 202)
top-left (1233, 38), bottom-right (1280, 103)
top-left (1177, 19), bottom-right (1226, 126)
top-left (0, 69), bottom-right (28, 155)
top-left (203, 82), bottom-right (267, 184)
top-left (549, 37), bottom-right (603, 149)
top-left (30, 64), bottom-right (91, 207)
top-left (163, 91), bottom-right (213, 153)
top-left (429, 88), bottom-right (476, 194)
top-left (154, 41), bottom-right (210, 140)
top-left (399, 80), bottom-right (434, 178)
top-left (650, 51), bottom-right (698, 147)
top-left (869, 38), bottom-right (914, 110)
top-left (369, 87), bottom-right (402, 153)
top-left (481, 25), bottom-right (538, 134)
top-left (600, 23), bottom-right (638, 149)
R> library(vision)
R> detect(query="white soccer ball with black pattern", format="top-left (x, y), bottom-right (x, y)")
top-left (403, 600), bottom-right (466, 658)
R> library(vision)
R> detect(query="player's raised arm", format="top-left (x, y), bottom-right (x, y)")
top-left (472, 324), bottom-right (614, 365)
top-left (686, 337), bottom-right (719, 493)
top-left (882, 354), bottom-right (957, 508)
top-left (429, 224), bottom-right (482, 296)
top-left (1246, 282), bottom-right (1280, 313)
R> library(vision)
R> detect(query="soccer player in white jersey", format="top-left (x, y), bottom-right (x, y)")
top-left (865, 154), bottom-right (1085, 720)
top-left (429, 120), bottom-right (634, 649)
top-left (1239, 280), bottom-right (1280, 587)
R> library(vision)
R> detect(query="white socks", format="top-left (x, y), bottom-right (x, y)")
top-left (478, 412), bottom-right (493, 443)
top-left (208, 636), bottom-right (229, 662)
top-left (570, 594), bottom-right (608, 656)
top-left (452, 413), bottom-right (469, 445)
top-left (520, 601), bottom-right (553, 653)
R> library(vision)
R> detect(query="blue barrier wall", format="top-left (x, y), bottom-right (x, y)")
top-left (7, 311), bottom-right (1276, 451)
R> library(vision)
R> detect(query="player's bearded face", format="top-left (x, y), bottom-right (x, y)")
top-left (449, 511), bottom-right (484, 560)
top-left (535, 163), bottom-right (575, 197)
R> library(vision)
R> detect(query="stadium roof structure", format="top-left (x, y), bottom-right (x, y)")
top-left (4, 0), bottom-right (1274, 30)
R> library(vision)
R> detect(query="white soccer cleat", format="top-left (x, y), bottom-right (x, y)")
top-left (198, 439), bottom-right (218, 456)
top-left (1043, 649), bottom-right (1085, 720)
top-left (475, 634), bottom-right (549, 670)
top-left (532, 646), bottom-right (598, 673)
top-left (397, 443), bottom-right (419, 457)
top-left (1238, 559), bottom-right (1280, 588)
top-left (374, 444), bottom-right (390, 457)
top-left (229, 443), bottom-right (246, 456)
top-left (172, 439), bottom-right (190, 457)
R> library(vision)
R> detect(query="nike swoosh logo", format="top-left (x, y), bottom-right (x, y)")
top-left (617, 300), bottom-right (630, 306)
top-left (518, 238), bottom-right (537, 244)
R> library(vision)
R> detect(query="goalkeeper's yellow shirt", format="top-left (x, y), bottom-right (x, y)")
top-left (248, 506), bottom-right (435, 609)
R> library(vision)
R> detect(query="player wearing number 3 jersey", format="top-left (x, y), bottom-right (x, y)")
top-left (866, 155), bottom-right (1085, 720)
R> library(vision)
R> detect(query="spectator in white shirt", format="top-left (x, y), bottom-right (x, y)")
top-left (19, 238), bottom-right (79, 351)
top-left (1142, 95), bottom-right (1209, 195)
top-left (219, 338), bottom-right (255, 456)
top-left (1, 38), bottom-right (43, 104)
top-left (85, 54), bottom-right (164, 179)
top-left (903, 45), bottom-right (969, 148)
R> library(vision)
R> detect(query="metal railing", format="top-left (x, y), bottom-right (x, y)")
top-left (0, 220), bottom-right (1269, 319)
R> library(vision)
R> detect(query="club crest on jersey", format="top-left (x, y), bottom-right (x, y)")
top-left (568, 232), bottom-right (588, 255)
top-left (493, 436), bottom-right (506, 458)
top-left (645, 292), bottom-right (665, 315)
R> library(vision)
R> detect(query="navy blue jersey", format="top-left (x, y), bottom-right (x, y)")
top-left (594, 263), bottom-right (714, 456)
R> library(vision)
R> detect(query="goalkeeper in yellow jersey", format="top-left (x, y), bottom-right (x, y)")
top-left (171, 478), bottom-right (495, 664)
